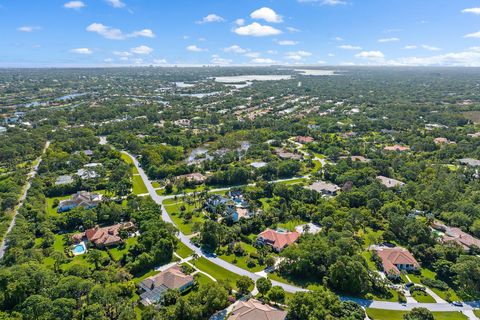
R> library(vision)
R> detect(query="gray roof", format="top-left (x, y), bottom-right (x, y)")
top-left (55, 175), bottom-right (74, 185)
top-left (376, 176), bottom-right (405, 188)
top-left (305, 181), bottom-right (340, 193)
top-left (459, 158), bottom-right (480, 167)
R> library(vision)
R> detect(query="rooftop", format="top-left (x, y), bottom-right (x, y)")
top-left (228, 299), bottom-right (287, 320)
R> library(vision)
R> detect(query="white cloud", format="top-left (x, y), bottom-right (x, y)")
top-left (244, 52), bottom-right (260, 58)
top-left (334, 36), bottom-right (343, 41)
top-left (87, 23), bottom-right (124, 39)
top-left (251, 58), bottom-right (275, 64)
top-left (186, 45), bottom-right (207, 52)
top-left (86, 23), bottom-right (155, 40)
top-left (378, 37), bottom-right (399, 43)
top-left (403, 45), bottom-right (417, 49)
top-left (153, 59), bottom-right (168, 65)
top-left (234, 22), bottom-right (281, 37)
top-left (129, 29), bottom-right (155, 38)
top-left (119, 57), bottom-right (129, 61)
top-left (339, 44), bottom-right (362, 50)
top-left (286, 27), bottom-right (301, 33)
top-left (464, 30), bottom-right (480, 38)
top-left (224, 45), bottom-right (248, 54)
top-left (462, 7), bottom-right (480, 15)
top-left (285, 50), bottom-right (312, 60)
top-left (130, 45), bottom-right (153, 55)
top-left (298, 0), bottom-right (346, 5)
top-left (277, 40), bottom-right (298, 46)
top-left (250, 7), bottom-right (283, 23)
top-left (17, 26), bottom-right (40, 32)
top-left (106, 0), bottom-right (125, 8)
top-left (355, 50), bottom-right (384, 59)
top-left (64, 1), bottom-right (85, 9)
top-left (113, 51), bottom-right (132, 57)
top-left (197, 14), bottom-right (225, 24)
top-left (328, 53), bottom-right (335, 57)
top-left (71, 48), bottom-right (93, 55)
top-left (211, 55), bottom-right (232, 65)
top-left (104, 58), bottom-right (113, 62)
top-left (421, 44), bottom-right (441, 51)
top-left (387, 50), bottom-right (480, 67)
top-left (235, 19), bottom-right (245, 26)
top-left (267, 50), bottom-right (278, 54)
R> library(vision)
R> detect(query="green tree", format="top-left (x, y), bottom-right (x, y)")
top-left (236, 276), bottom-right (254, 295)
top-left (256, 277), bottom-right (272, 297)
top-left (403, 307), bottom-right (434, 320)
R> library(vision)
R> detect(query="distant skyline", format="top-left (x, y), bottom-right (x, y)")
top-left (2, 0), bottom-right (480, 67)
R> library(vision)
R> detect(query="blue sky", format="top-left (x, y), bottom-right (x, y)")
top-left (2, 0), bottom-right (480, 67)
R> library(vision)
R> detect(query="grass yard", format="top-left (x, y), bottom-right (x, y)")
top-left (109, 237), bottom-right (137, 261)
top-left (175, 241), bottom-right (194, 258)
top-left (133, 269), bottom-right (160, 285)
top-left (412, 290), bottom-right (436, 303)
top-left (277, 178), bottom-right (306, 185)
top-left (217, 242), bottom-right (265, 272)
top-left (191, 257), bottom-right (244, 290)
top-left (369, 288), bottom-right (400, 302)
top-left (474, 310), bottom-right (480, 317)
top-left (408, 269), bottom-right (460, 301)
top-left (277, 219), bottom-right (307, 232)
top-left (194, 273), bottom-right (215, 286)
top-left (362, 251), bottom-right (377, 270)
top-left (366, 309), bottom-right (467, 320)
top-left (120, 153), bottom-right (139, 174)
top-left (132, 174), bottom-right (148, 195)
top-left (165, 201), bottom-right (204, 235)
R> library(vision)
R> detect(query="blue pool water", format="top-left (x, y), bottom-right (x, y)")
top-left (73, 244), bottom-right (86, 254)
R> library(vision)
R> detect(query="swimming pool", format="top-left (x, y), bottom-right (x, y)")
top-left (72, 242), bottom-right (86, 255)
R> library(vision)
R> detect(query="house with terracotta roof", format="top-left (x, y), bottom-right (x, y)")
top-left (383, 145), bottom-right (410, 152)
top-left (81, 222), bottom-right (135, 248)
top-left (57, 191), bottom-right (103, 213)
top-left (374, 246), bottom-right (420, 278)
top-left (431, 221), bottom-right (480, 251)
top-left (139, 264), bottom-right (194, 306)
top-left (227, 299), bottom-right (287, 320)
top-left (295, 136), bottom-right (314, 144)
top-left (257, 228), bottom-right (300, 252)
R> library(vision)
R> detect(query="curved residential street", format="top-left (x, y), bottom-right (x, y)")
top-left (0, 141), bottom-right (50, 260)
top-left (122, 151), bottom-right (479, 317)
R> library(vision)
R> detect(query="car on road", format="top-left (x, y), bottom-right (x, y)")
top-left (452, 301), bottom-right (463, 307)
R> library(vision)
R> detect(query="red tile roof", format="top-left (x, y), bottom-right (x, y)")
top-left (85, 222), bottom-right (134, 247)
top-left (258, 229), bottom-right (299, 251)
top-left (375, 247), bottom-right (419, 275)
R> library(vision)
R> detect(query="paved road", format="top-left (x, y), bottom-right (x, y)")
top-left (122, 151), bottom-right (480, 313)
top-left (0, 141), bottom-right (50, 260)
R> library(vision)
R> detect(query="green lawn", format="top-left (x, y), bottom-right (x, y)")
top-left (474, 310), bottom-right (480, 317)
top-left (133, 269), bottom-right (160, 285)
top-left (362, 251), bottom-right (377, 270)
top-left (408, 269), bottom-right (460, 301)
top-left (175, 241), bottom-right (194, 258)
top-left (412, 290), bottom-right (436, 303)
top-left (276, 219), bottom-right (307, 232)
top-left (109, 237), bottom-right (137, 261)
top-left (277, 178), bottom-right (306, 185)
top-left (194, 273), bottom-right (215, 286)
top-left (366, 309), bottom-right (467, 320)
top-left (165, 202), bottom-right (204, 235)
top-left (120, 153), bottom-right (139, 174)
top-left (217, 242), bottom-right (265, 272)
top-left (191, 257), bottom-right (243, 290)
top-left (132, 174), bottom-right (148, 194)
top-left (151, 181), bottom-right (161, 188)
top-left (46, 194), bottom-right (71, 215)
